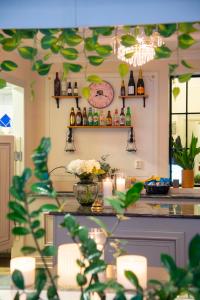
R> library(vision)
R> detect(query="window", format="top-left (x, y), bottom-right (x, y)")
top-left (169, 75), bottom-right (200, 184)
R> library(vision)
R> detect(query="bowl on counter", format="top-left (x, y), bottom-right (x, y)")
top-left (145, 185), bottom-right (170, 195)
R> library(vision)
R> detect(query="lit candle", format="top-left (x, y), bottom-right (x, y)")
top-left (103, 177), bottom-right (113, 198)
top-left (116, 255), bottom-right (147, 289)
top-left (10, 257), bottom-right (36, 288)
top-left (116, 177), bottom-right (126, 192)
top-left (57, 243), bottom-right (81, 289)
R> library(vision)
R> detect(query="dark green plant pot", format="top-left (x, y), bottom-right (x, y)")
top-left (73, 181), bottom-right (98, 206)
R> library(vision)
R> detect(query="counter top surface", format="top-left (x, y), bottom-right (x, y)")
top-left (49, 193), bottom-right (200, 219)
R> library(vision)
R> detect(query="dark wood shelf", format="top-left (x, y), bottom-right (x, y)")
top-left (68, 125), bottom-right (133, 129)
top-left (119, 95), bottom-right (148, 108)
top-left (52, 95), bottom-right (81, 109)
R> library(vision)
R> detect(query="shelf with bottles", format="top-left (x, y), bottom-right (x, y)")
top-left (67, 125), bottom-right (133, 129)
top-left (119, 95), bottom-right (148, 108)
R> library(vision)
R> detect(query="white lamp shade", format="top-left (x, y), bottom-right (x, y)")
top-left (57, 243), bottom-right (81, 289)
top-left (10, 256), bottom-right (36, 288)
top-left (117, 255), bottom-right (147, 290)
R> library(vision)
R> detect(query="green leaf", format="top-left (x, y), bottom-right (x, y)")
top-left (158, 23), bottom-right (176, 37)
top-left (82, 86), bottom-right (90, 99)
top-left (51, 43), bottom-right (61, 53)
top-left (18, 29), bottom-right (38, 39)
top-left (61, 214), bottom-right (77, 232)
top-left (40, 204), bottom-right (58, 212)
top-left (125, 52), bottom-right (134, 59)
top-left (189, 234), bottom-right (200, 267)
top-left (0, 33), bottom-right (4, 43)
top-left (2, 38), bottom-right (19, 51)
top-left (47, 285), bottom-right (57, 299)
top-left (3, 29), bottom-right (17, 36)
top-left (144, 25), bottom-right (156, 36)
top-left (40, 29), bottom-right (60, 35)
top-left (118, 63), bottom-right (129, 78)
top-left (0, 78), bottom-right (6, 89)
top-left (178, 73), bottom-right (193, 83)
top-left (60, 47), bottom-right (78, 60)
top-left (76, 273), bottom-right (87, 286)
top-left (35, 268), bottom-right (47, 293)
top-left (18, 47), bottom-right (37, 60)
top-left (12, 226), bottom-right (30, 236)
top-left (161, 254), bottom-right (177, 275)
top-left (13, 291), bottom-right (20, 300)
top-left (30, 220), bottom-right (40, 229)
top-left (178, 34), bottom-right (196, 49)
top-left (63, 32), bottom-right (83, 46)
top-left (88, 216), bottom-right (108, 232)
top-left (85, 36), bottom-right (98, 51)
top-left (7, 212), bottom-right (27, 224)
top-left (37, 63), bottom-right (52, 76)
top-left (125, 270), bottom-right (139, 288)
top-left (121, 34), bottom-right (136, 47)
top-left (173, 87), bottom-right (180, 99)
top-left (34, 228), bottom-right (45, 239)
top-left (12, 270), bottom-right (25, 290)
top-left (62, 62), bottom-right (69, 80)
top-left (178, 23), bottom-right (198, 34)
top-left (95, 44), bottom-right (112, 57)
top-left (31, 182), bottom-right (54, 196)
top-left (84, 282), bottom-right (106, 293)
top-left (181, 60), bottom-right (193, 69)
top-left (84, 259), bottom-right (106, 275)
top-left (169, 64), bottom-right (178, 75)
top-left (92, 26), bottom-right (114, 36)
top-left (155, 45), bottom-right (172, 59)
top-left (78, 226), bottom-right (89, 242)
top-left (87, 75), bottom-right (102, 83)
top-left (41, 35), bottom-right (57, 49)
top-left (1, 60), bottom-right (18, 72)
top-left (88, 56), bottom-right (104, 66)
top-left (21, 246), bottom-right (36, 255)
top-left (63, 63), bottom-right (82, 72)
top-left (42, 245), bottom-right (57, 256)
top-left (105, 198), bottom-right (124, 214)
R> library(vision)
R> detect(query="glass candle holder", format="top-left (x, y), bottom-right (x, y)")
top-left (116, 173), bottom-right (126, 192)
top-left (103, 177), bottom-right (113, 198)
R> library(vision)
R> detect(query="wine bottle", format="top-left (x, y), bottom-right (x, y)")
top-left (88, 107), bottom-right (93, 126)
top-left (106, 111), bottom-right (112, 126)
top-left (120, 80), bottom-right (126, 96)
top-left (137, 68), bottom-right (145, 95)
top-left (61, 74), bottom-right (67, 96)
top-left (70, 107), bottom-right (76, 126)
top-left (120, 108), bottom-right (125, 126)
top-left (75, 108), bottom-right (82, 125)
top-left (73, 82), bottom-right (79, 96)
top-left (99, 110), bottom-right (105, 126)
top-left (54, 72), bottom-right (61, 96)
top-left (82, 107), bottom-right (88, 126)
top-left (126, 106), bottom-right (131, 126)
top-left (128, 70), bottom-right (135, 96)
top-left (67, 82), bottom-right (72, 96)
top-left (113, 109), bottom-right (119, 126)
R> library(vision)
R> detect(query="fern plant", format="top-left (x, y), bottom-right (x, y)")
top-left (172, 134), bottom-right (200, 169)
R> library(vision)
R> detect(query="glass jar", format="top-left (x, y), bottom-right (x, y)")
top-left (73, 180), bottom-right (98, 206)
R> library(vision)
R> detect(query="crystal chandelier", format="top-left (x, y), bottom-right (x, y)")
top-left (114, 30), bottom-right (163, 67)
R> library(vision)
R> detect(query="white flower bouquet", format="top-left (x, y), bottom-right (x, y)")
top-left (67, 159), bottom-right (105, 182)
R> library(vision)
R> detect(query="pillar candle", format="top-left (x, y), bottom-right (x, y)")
top-left (103, 178), bottom-right (113, 198)
top-left (57, 243), bottom-right (81, 289)
top-left (116, 255), bottom-right (147, 289)
top-left (10, 257), bottom-right (36, 288)
top-left (116, 177), bottom-right (126, 192)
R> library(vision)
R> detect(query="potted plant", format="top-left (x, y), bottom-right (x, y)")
top-left (172, 134), bottom-right (200, 188)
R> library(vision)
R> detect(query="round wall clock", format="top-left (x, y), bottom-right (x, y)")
top-left (88, 81), bottom-right (114, 109)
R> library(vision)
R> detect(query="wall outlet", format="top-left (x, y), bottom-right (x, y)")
top-left (135, 160), bottom-right (143, 169)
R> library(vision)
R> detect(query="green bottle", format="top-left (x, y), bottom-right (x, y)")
top-left (88, 107), bottom-right (93, 126)
top-left (93, 109), bottom-right (99, 126)
top-left (126, 107), bottom-right (131, 126)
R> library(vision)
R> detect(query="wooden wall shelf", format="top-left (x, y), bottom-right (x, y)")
top-left (119, 95), bottom-right (148, 108)
top-left (68, 125), bottom-right (133, 129)
top-left (52, 95), bottom-right (81, 109)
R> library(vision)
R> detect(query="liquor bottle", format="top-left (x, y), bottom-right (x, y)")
top-left (137, 68), bottom-right (145, 95)
top-left (75, 108), bottom-right (82, 126)
top-left (54, 72), bottom-right (61, 96)
top-left (106, 111), bottom-right (112, 126)
top-left (120, 80), bottom-right (126, 96)
top-left (88, 107), bottom-right (93, 126)
top-left (119, 108), bottom-right (125, 126)
top-left (73, 82), bottom-right (79, 96)
top-left (61, 74), bottom-right (67, 96)
top-left (82, 107), bottom-right (88, 126)
top-left (128, 70), bottom-right (135, 96)
top-left (99, 110), bottom-right (105, 126)
top-left (126, 106), bottom-right (131, 126)
top-left (70, 107), bottom-right (76, 126)
top-left (113, 109), bottom-right (119, 126)
top-left (93, 110), bottom-right (99, 126)
top-left (67, 82), bottom-right (72, 96)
